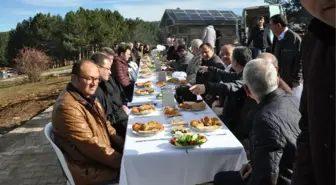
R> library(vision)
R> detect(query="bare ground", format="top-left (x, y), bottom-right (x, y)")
top-left (0, 74), bottom-right (70, 135)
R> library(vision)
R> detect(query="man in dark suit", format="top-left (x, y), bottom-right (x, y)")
top-left (270, 14), bottom-right (302, 89)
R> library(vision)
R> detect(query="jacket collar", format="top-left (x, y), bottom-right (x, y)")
top-left (308, 18), bottom-right (335, 46)
top-left (66, 83), bottom-right (96, 106)
top-left (114, 56), bottom-right (128, 65)
top-left (258, 88), bottom-right (285, 107)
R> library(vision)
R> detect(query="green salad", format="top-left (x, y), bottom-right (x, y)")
top-left (170, 133), bottom-right (207, 146)
top-left (156, 93), bottom-right (163, 99)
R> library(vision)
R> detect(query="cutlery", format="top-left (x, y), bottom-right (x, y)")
top-left (204, 133), bottom-right (227, 137)
top-left (135, 138), bottom-right (170, 143)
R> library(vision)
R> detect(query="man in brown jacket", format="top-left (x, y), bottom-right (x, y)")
top-left (52, 60), bottom-right (124, 185)
top-left (291, 0), bottom-right (335, 185)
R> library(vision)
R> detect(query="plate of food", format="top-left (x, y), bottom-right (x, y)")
top-left (156, 92), bottom-right (163, 100)
top-left (178, 101), bottom-right (206, 111)
top-left (163, 106), bottom-right (181, 117)
top-left (140, 73), bottom-right (152, 78)
top-left (156, 81), bottom-right (166, 87)
top-left (170, 133), bottom-right (207, 148)
top-left (170, 128), bottom-right (191, 137)
top-left (139, 68), bottom-right (151, 73)
top-left (136, 81), bottom-right (153, 88)
top-left (167, 78), bottom-right (180, 84)
top-left (131, 104), bottom-right (156, 115)
top-left (168, 116), bottom-right (188, 127)
top-left (190, 116), bottom-right (222, 132)
top-left (132, 121), bottom-right (165, 136)
top-left (134, 88), bottom-right (155, 95)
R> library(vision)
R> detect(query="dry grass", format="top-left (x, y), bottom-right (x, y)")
top-left (0, 74), bottom-right (70, 134)
top-left (45, 65), bottom-right (73, 72)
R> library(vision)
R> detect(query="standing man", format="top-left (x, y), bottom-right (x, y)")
top-left (201, 25), bottom-right (216, 48)
top-left (246, 16), bottom-right (272, 58)
top-left (270, 14), bottom-right (302, 89)
top-left (215, 29), bottom-right (222, 55)
top-left (291, 0), bottom-right (335, 185)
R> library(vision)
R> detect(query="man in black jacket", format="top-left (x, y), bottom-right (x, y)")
top-left (246, 16), bottom-right (272, 58)
top-left (195, 43), bottom-right (224, 105)
top-left (91, 52), bottom-right (129, 139)
top-left (214, 59), bottom-right (301, 185)
top-left (270, 14), bottom-right (302, 89)
top-left (191, 46), bottom-right (252, 136)
top-left (291, 0), bottom-right (335, 184)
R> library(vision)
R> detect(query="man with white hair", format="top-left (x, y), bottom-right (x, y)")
top-left (186, 39), bottom-right (203, 84)
top-left (213, 59), bottom-right (301, 185)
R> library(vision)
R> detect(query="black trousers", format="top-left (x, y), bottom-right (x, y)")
top-left (214, 171), bottom-right (246, 185)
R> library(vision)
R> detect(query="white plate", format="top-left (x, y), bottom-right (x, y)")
top-left (131, 109), bottom-right (155, 115)
top-left (191, 125), bottom-right (222, 133)
top-left (132, 129), bottom-right (163, 137)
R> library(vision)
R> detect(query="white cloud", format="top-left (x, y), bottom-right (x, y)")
top-left (114, 0), bottom-right (267, 21)
top-left (20, 0), bottom-right (84, 7)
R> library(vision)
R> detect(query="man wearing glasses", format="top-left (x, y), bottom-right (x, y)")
top-left (52, 59), bottom-right (124, 185)
top-left (91, 52), bottom-right (129, 139)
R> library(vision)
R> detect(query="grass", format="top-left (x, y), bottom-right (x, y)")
top-left (45, 65), bottom-right (73, 72)
top-left (0, 75), bottom-right (70, 107)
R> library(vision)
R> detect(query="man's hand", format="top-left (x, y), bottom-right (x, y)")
top-left (199, 66), bottom-right (209, 73)
top-left (122, 105), bottom-right (130, 115)
top-left (189, 84), bottom-right (206, 95)
top-left (211, 100), bottom-right (221, 108)
top-left (239, 163), bottom-right (252, 180)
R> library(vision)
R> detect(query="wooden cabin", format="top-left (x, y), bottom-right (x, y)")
top-left (159, 9), bottom-right (240, 46)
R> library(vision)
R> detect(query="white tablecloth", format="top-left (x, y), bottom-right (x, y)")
top-left (119, 65), bottom-right (247, 185)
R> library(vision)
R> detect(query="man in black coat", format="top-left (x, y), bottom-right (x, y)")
top-left (91, 52), bottom-right (129, 139)
top-left (214, 59), bottom-right (301, 185)
top-left (191, 46), bottom-right (252, 138)
top-left (270, 14), bottom-right (302, 89)
top-left (195, 43), bottom-right (224, 105)
top-left (291, 0), bottom-right (335, 184)
top-left (246, 16), bottom-right (272, 58)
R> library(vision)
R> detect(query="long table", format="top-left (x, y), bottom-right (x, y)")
top-left (119, 62), bottom-right (247, 185)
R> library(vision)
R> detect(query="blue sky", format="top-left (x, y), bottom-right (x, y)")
top-left (0, 0), bottom-right (267, 32)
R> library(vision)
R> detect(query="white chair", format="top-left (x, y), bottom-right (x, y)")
top-left (44, 122), bottom-right (118, 185)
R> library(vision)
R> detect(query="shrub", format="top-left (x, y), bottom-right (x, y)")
top-left (14, 48), bottom-right (50, 82)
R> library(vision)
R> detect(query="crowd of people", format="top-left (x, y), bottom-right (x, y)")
top-left (50, 0), bottom-right (334, 184)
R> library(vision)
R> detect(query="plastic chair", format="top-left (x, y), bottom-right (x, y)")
top-left (44, 122), bottom-right (118, 185)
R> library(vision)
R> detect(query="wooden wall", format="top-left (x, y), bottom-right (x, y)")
top-left (167, 25), bottom-right (237, 46)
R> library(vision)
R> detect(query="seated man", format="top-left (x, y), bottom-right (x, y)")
top-left (52, 60), bottom-right (124, 185)
top-left (214, 59), bottom-right (301, 185)
top-left (168, 44), bottom-right (194, 72)
top-left (91, 52), bottom-right (129, 139)
top-left (190, 46), bottom-right (252, 137)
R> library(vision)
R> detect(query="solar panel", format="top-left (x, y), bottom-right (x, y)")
top-left (185, 10), bottom-right (197, 14)
top-left (210, 13), bottom-right (222, 17)
top-left (176, 15), bottom-right (190, 20)
top-left (208, 10), bottom-right (219, 14)
top-left (202, 16), bottom-right (215, 20)
top-left (172, 10), bottom-right (186, 14)
top-left (214, 17), bottom-right (228, 20)
top-left (175, 12), bottom-right (188, 16)
top-left (196, 10), bottom-right (208, 14)
top-left (189, 15), bottom-right (203, 20)
top-left (167, 9), bottom-right (238, 22)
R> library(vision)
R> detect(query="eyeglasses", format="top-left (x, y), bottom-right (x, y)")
top-left (78, 75), bottom-right (101, 84)
top-left (97, 65), bottom-right (111, 71)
